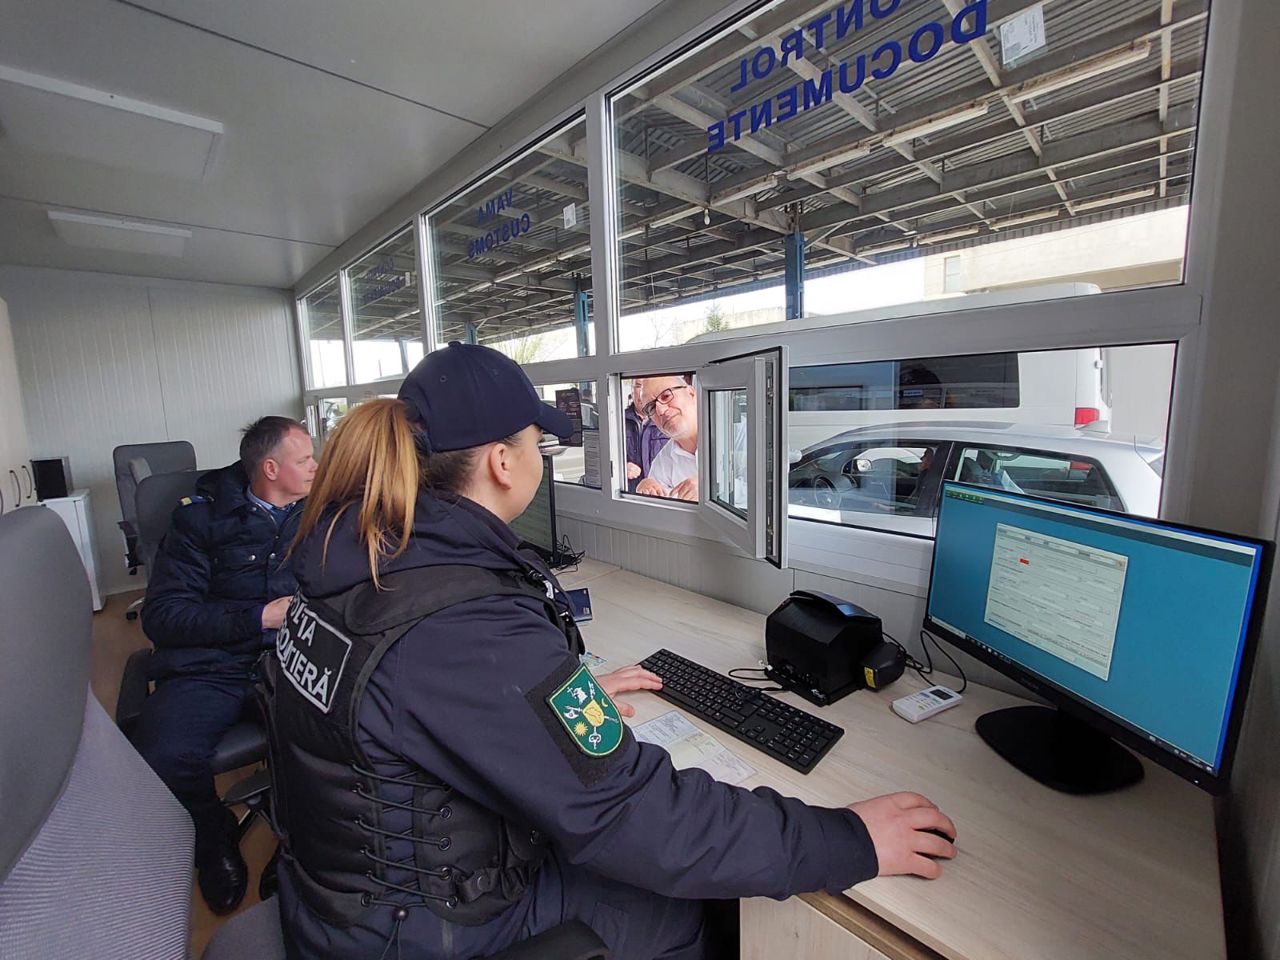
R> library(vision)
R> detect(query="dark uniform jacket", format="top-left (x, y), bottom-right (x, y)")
top-left (142, 462), bottom-right (303, 679)
top-left (278, 490), bottom-right (878, 959)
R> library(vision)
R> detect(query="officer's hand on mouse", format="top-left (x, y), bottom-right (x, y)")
top-left (261, 596), bottom-right (293, 630)
top-left (847, 792), bottom-right (957, 880)
top-left (596, 665), bottom-right (663, 717)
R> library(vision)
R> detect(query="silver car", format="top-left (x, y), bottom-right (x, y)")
top-left (788, 421), bottom-right (1164, 537)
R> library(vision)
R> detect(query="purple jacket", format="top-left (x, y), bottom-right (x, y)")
top-left (624, 404), bottom-right (669, 492)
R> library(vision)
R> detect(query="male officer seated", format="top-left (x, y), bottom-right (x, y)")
top-left (132, 416), bottom-right (316, 914)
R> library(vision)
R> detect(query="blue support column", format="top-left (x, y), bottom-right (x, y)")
top-left (574, 285), bottom-right (590, 358)
top-left (463, 322), bottom-right (479, 344)
top-left (784, 230), bottom-right (805, 320)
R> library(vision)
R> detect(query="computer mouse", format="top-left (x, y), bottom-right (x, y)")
top-left (919, 827), bottom-right (957, 858)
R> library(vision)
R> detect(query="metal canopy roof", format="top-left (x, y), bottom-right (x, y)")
top-left (330, 0), bottom-right (1202, 350)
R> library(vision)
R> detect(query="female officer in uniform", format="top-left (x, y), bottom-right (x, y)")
top-left (270, 343), bottom-right (955, 960)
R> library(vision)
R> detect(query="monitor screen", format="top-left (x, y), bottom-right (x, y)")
top-left (509, 455), bottom-right (557, 557)
top-left (925, 482), bottom-right (1269, 792)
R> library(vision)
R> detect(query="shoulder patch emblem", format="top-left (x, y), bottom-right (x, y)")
top-left (179, 495), bottom-right (210, 507)
top-left (547, 664), bottom-right (623, 757)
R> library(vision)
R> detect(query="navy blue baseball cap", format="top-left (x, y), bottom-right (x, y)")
top-left (397, 342), bottom-right (573, 452)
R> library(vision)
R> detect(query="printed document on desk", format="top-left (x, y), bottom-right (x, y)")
top-left (633, 711), bottom-right (756, 785)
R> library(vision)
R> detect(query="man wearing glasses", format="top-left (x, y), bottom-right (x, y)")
top-left (636, 374), bottom-right (700, 500)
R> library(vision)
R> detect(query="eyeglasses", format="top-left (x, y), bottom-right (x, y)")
top-left (642, 384), bottom-right (691, 419)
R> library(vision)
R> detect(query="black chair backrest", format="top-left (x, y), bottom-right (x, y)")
top-left (113, 442), bottom-right (196, 531)
top-left (136, 470), bottom-right (202, 570)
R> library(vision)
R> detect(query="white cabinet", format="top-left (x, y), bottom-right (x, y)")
top-left (0, 296), bottom-right (34, 514)
top-left (41, 490), bottom-right (104, 611)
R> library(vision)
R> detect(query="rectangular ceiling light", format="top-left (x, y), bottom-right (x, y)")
top-left (993, 208), bottom-right (1061, 229)
top-left (0, 65), bottom-right (222, 181)
top-left (1007, 42), bottom-right (1151, 105)
top-left (857, 240), bottom-right (913, 256)
top-left (917, 225), bottom-right (982, 245)
top-left (883, 102), bottom-right (990, 148)
top-left (47, 211), bottom-right (192, 257)
top-left (1069, 187), bottom-right (1156, 213)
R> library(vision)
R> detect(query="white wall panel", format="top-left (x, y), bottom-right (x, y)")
top-left (149, 286), bottom-right (300, 466)
top-left (0, 266), bottom-right (299, 595)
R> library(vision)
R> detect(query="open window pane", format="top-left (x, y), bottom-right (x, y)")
top-left (708, 388), bottom-right (749, 517)
top-left (611, 0), bottom-right (1209, 352)
top-left (430, 117), bottom-right (594, 361)
top-left (698, 347), bottom-right (788, 566)
top-left (349, 227), bottom-right (422, 382)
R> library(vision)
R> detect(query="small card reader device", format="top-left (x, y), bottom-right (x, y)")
top-left (892, 686), bottom-right (964, 723)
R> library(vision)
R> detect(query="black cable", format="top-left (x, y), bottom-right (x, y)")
top-left (728, 667), bottom-right (785, 692)
top-left (882, 631), bottom-right (929, 677)
top-left (918, 628), bottom-right (968, 694)
top-left (551, 533), bottom-right (585, 572)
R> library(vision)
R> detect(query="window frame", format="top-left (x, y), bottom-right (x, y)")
top-left (288, 0), bottom-right (1255, 596)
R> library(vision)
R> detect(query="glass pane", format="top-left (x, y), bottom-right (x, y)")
top-left (612, 0), bottom-right (1209, 352)
top-left (430, 117), bottom-right (594, 361)
top-left (709, 388), bottom-right (748, 517)
top-left (532, 381), bottom-right (601, 489)
top-left (302, 277), bottom-right (346, 388)
top-left (349, 227), bottom-right (422, 382)
top-left (952, 447), bottom-right (1123, 512)
top-left (789, 344), bottom-right (1174, 536)
top-left (317, 397), bottom-right (350, 442)
top-left (626, 374), bottom-right (695, 500)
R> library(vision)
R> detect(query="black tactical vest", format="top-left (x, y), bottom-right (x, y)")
top-left (264, 559), bottom-right (583, 927)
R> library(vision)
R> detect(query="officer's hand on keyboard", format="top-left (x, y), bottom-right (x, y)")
top-left (847, 792), bottom-right (957, 880)
top-left (596, 665), bottom-right (664, 717)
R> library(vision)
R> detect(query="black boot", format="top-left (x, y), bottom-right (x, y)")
top-left (197, 834), bottom-right (248, 915)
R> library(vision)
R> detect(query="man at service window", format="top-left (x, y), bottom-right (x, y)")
top-left (636, 375), bottom-right (700, 500)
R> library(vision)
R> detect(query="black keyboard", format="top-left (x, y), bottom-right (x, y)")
top-left (639, 648), bottom-right (844, 774)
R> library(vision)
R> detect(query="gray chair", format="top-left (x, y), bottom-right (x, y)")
top-left (112, 441), bottom-right (197, 560)
top-left (134, 468), bottom-right (202, 571)
top-left (0, 506), bottom-right (194, 959)
top-left (0, 507), bottom-right (604, 960)
top-left (112, 441), bottom-right (196, 619)
top-left (0, 506), bottom-right (286, 960)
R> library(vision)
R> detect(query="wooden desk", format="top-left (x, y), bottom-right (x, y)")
top-left (560, 560), bottom-right (1225, 960)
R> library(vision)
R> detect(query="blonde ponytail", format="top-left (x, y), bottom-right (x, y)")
top-left (292, 398), bottom-right (421, 589)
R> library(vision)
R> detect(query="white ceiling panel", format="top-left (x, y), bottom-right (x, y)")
top-left (0, 65), bottom-right (221, 181)
top-left (0, 0), bottom-right (498, 286)
top-left (0, 197), bottom-right (330, 288)
top-left (125, 0), bottom-right (667, 126)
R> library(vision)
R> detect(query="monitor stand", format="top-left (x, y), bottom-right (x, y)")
top-left (975, 705), bottom-right (1144, 795)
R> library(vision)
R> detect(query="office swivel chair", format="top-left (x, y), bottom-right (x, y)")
top-left (112, 441), bottom-right (197, 620)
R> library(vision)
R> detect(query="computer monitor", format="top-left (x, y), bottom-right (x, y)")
top-left (925, 482), bottom-right (1271, 795)
top-left (510, 455), bottom-right (559, 564)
